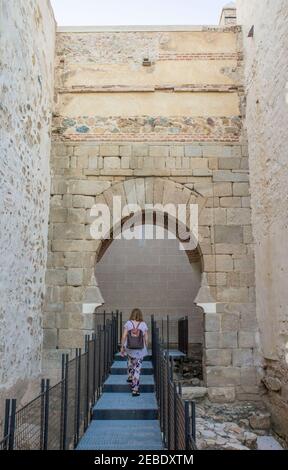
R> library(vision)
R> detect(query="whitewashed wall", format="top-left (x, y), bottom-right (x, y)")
top-left (0, 0), bottom-right (56, 405)
top-left (237, 0), bottom-right (288, 439)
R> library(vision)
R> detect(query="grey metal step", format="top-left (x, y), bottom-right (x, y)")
top-left (93, 393), bottom-right (158, 420)
top-left (104, 374), bottom-right (155, 393)
top-left (111, 361), bottom-right (153, 375)
top-left (77, 420), bottom-right (164, 450)
top-left (115, 352), bottom-right (152, 362)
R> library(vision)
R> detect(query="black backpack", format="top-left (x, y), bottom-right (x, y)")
top-left (127, 321), bottom-right (144, 350)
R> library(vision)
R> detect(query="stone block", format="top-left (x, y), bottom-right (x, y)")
top-left (214, 171), bottom-right (249, 183)
top-left (193, 183), bottom-right (213, 197)
top-left (206, 367), bottom-right (241, 387)
top-left (215, 226), bottom-right (243, 244)
top-left (182, 387), bottom-right (208, 399)
top-left (104, 157), bottom-right (121, 169)
top-left (202, 145), bottom-right (223, 157)
top-left (205, 314), bottom-right (221, 332)
top-left (46, 269), bottom-right (66, 286)
top-left (50, 208), bottom-right (67, 223)
top-left (67, 208), bottom-right (86, 224)
top-left (217, 287), bottom-right (249, 303)
top-left (208, 387), bottom-right (236, 403)
top-left (100, 144), bottom-right (119, 157)
top-left (43, 329), bottom-right (57, 349)
top-left (243, 226), bottom-right (254, 243)
top-left (135, 178), bottom-right (145, 206)
top-left (234, 256), bottom-right (255, 272)
top-left (51, 179), bottom-right (67, 195)
top-left (121, 157), bottom-right (130, 169)
top-left (216, 255), bottom-right (233, 272)
top-left (208, 158), bottom-right (218, 170)
top-left (58, 329), bottom-right (85, 349)
top-left (170, 146), bottom-right (184, 157)
top-left (184, 145), bottom-right (202, 157)
top-left (119, 145), bottom-right (132, 157)
top-left (43, 312), bottom-right (56, 329)
top-left (149, 145), bottom-right (169, 157)
top-left (63, 252), bottom-right (84, 268)
top-left (213, 182), bottom-right (232, 197)
top-left (53, 223), bottom-right (85, 240)
top-left (68, 180), bottom-right (111, 196)
top-left (219, 158), bottom-right (241, 170)
top-left (193, 169), bottom-right (213, 177)
top-left (220, 197), bottom-right (241, 208)
top-left (52, 240), bottom-right (101, 252)
top-left (221, 313), bottom-right (240, 331)
top-left (88, 156), bottom-right (98, 169)
top-left (189, 158), bottom-right (208, 170)
top-left (214, 208), bottom-right (227, 224)
top-left (227, 209), bottom-right (251, 225)
top-left (232, 349), bottom-right (254, 367)
top-left (67, 269), bottom-right (84, 286)
top-left (239, 331), bottom-right (256, 348)
top-left (133, 144), bottom-right (148, 157)
top-left (205, 332), bottom-right (238, 349)
top-left (124, 179), bottom-right (137, 205)
top-left (215, 243), bottom-right (246, 255)
top-left (206, 349), bottom-right (232, 366)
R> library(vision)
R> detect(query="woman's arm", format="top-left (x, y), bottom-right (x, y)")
top-left (144, 331), bottom-right (148, 347)
top-left (120, 328), bottom-right (128, 354)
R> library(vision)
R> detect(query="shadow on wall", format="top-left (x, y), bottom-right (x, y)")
top-left (95, 225), bottom-right (203, 344)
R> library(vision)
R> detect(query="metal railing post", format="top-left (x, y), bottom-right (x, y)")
top-left (85, 336), bottom-right (90, 430)
top-left (184, 400), bottom-right (190, 450)
top-left (75, 348), bottom-right (81, 447)
top-left (43, 379), bottom-right (50, 450)
top-left (8, 399), bottom-right (16, 451)
top-left (62, 354), bottom-right (69, 450)
top-left (173, 384), bottom-right (178, 450)
top-left (191, 401), bottom-right (196, 443)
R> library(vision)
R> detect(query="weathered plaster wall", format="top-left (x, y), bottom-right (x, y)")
top-left (237, 0), bottom-right (288, 440)
top-left (0, 0), bottom-right (55, 412)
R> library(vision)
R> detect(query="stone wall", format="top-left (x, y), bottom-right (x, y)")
top-left (44, 23), bottom-right (260, 400)
top-left (0, 0), bottom-right (56, 416)
top-left (237, 0), bottom-right (288, 440)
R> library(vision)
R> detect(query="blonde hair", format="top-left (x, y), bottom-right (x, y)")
top-left (130, 308), bottom-right (143, 322)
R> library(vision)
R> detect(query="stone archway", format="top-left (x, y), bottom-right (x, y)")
top-left (82, 178), bottom-right (212, 313)
top-left (79, 178), bottom-right (215, 385)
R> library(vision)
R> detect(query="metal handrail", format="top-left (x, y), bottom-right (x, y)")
top-left (1, 313), bottom-right (120, 451)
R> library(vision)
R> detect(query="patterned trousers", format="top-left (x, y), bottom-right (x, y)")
top-left (127, 356), bottom-right (143, 392)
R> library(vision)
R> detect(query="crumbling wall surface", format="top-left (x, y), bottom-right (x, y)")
top-left (237, 0), bottom-right (288, 440)
top-left (0, 0), bottom-right (56, 411)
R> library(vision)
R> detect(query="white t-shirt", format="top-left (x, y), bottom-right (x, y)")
top-left (124, 320), bottom-right (148, 359)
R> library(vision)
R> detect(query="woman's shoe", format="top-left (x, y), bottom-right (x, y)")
top-left (132, 391), bottom-right (140, 397)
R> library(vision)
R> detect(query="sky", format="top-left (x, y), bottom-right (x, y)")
top-left (50, 0), bottom-right (230, 26)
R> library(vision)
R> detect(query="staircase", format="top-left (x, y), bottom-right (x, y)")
top-left (77, 352), bottom-right (164, 450)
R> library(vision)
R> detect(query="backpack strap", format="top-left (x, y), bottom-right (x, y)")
top-left (130, 320), bottom-right (142, 330)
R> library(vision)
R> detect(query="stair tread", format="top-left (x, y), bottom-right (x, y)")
top-left (105, 375), bottom-right (155, 385)
top-left (94, 393), bottom-right (158, 410)
top-left (77, 420), bottom-right (163, 450)
top-left (111, 361), bottom-right (153, 369)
